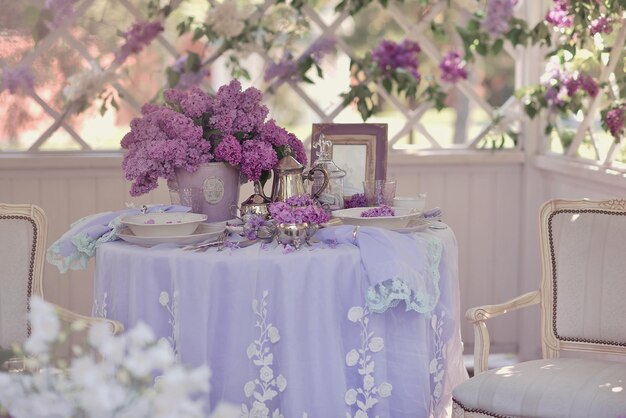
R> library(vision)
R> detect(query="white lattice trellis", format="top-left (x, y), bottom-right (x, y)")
top-left (5, 0), bottom-right (623, 173)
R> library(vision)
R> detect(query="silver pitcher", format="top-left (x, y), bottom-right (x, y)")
top-left (262, 154), bottom-right (330, 202)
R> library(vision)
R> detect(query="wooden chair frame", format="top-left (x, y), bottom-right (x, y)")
top-left (0, 203), bottom-right (123, 336)
top-left (466, 198), bottom-right (626, 375)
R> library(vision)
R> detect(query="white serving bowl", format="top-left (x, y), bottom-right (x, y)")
top-left (393, 194), bottom-right (426, 211)
top-left (332, 206), bottom-right (422, 230)
top-left (120, 212), bottom-right (207, 237)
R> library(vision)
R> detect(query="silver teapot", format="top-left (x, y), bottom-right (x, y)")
top-left (260, 154), bottom-right (330, 202)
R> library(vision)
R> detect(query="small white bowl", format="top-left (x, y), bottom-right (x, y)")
top-left (393, 194), bottom-right (426, 211)
top-left (120, 212), bottom-right (207, 237)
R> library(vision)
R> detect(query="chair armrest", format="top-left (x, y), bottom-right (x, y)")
top-left (52, 303), bottom-right (124, 335)
top-left (467, 290), bottom-right (540, 374)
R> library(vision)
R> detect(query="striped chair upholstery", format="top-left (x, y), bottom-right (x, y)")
top-left (452, 199), bottom-right (626, 418)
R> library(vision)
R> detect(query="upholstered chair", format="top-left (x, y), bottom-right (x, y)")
top-left (0, 203), bottom-right (122, 350)
top-left (452, 199), bottom-right (626, 418)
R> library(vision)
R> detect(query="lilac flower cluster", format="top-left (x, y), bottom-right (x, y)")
top-left (360, 205), bottom-right (395, 218)
top-left (172, 80), bottom-right (306, 180)
top-left (121, 104), bottom-right (211, 196)
top-left (439, 51), bottom-right (468, 84)
top-left (372, 39), bottom-right (421, 81)
top-left (243, 214), bottom-right (267, 240)
top-left (482, 0), bottom-right (517, 35)
top-left (590, 16), bottom-right (613, 36)
top-left (123, 80), bottom-right (308, 195)
top-left (264, 37), bottom-right (336, 83)
top-left (344, 193), bottom-right (366, 209)
top-left (170, 55), bottom-right (210, 91)
top-left (604, 106), bottom-right (625, 139)
top-left (545, 0), bottom-right (573, 29)
top-left (240, 140), bottom-right (278, 181)
top-left (541, 64), bottom-right (598, 110)
top-left (257, 119), bottom-right (307, 166)
top-left (264, 60), bottom-right (298, 83)
top-left (115, 21), bottom-right (164, 64)
top-left (214, 135), bottom-right (242, 166)
top-left (209, 79), bottom-right (269, 136)
top-left (268, 194), bottom-right (330, 225)
top-left (1, 66), bottom-right (34, 94)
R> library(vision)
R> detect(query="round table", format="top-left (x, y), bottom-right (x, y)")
top-left (94, 226), bottom-right (466, 417)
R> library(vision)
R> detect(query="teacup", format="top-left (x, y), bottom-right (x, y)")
top-left (393, 194), bottom-right (426, 212)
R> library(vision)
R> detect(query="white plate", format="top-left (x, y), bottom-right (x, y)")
top-left (332, 206), bottom-right (422, 230)
top-left (120, 212), bottom-right (207, 237)
top-left (117, 223), bottom-right (224, 247)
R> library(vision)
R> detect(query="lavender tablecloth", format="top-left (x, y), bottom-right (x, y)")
top-left (93, 226), bottom-right (467, 418)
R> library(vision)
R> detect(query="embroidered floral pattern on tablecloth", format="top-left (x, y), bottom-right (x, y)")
top-left (429, 310), bottom-right (447, 417)
top-left (93, 292), bottom-right (108, 318)
top-left (242, 290), bottom-right (287, 418)
top-left (366, 235), bottom-right (442, 315)
top-left (344, 306), bottom-right (392, 418)
top-left (159, 290), bottom-right (179, 359)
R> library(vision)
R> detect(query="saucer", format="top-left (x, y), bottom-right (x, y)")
top-left (117, 223), bottom-right (224, 247)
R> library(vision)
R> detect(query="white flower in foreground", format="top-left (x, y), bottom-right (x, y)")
top-left (126, 321), bottom-right (156, 348)
top-left (210, 401), bottom-right (241, 418)
top-left (159, 291), bottom-right (170, 306)
top-left (24, 296), bottom-right (60, 355)
top-left (0, 298), bottom-right (213, 418)
top-left (88, 321), bottom-right (113, 347)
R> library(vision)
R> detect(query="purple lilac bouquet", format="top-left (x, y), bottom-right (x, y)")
top-left (121, 79), bottom-right (307, 196)
top-left (361, 205), bottom-right (395, 218)
top-left (372, 39), bottom-right (422, 82)
top-left (268, 194), bottom-right (330, 225)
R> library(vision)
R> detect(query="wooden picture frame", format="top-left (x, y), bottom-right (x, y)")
top-left (311, 123), bottom-right (388, 196)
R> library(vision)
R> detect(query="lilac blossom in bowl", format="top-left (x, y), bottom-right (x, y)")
top-left (332, 207), bottom-right (421, 230)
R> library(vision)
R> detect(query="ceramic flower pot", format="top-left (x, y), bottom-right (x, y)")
top-left (174, 162), bottom-right (240, 223)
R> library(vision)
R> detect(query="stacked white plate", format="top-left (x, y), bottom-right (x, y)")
top-left (118, 213), bottom-right (224, 246)
top-left (331, 207), bottom-right (432, 232)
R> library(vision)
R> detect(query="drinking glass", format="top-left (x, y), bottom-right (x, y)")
top-left (363, 180), bottom-right (397, 206)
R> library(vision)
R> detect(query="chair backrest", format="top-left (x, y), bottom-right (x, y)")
top-left (539, 199), bottom-right (626, 359)
top-left (0, 204), bottom-right (46, 347)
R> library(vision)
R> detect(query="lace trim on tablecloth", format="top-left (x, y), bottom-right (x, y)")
top-left (366, 235), bottom-right (443, 315)
top-left (46, 217), bottom-right (125, 273)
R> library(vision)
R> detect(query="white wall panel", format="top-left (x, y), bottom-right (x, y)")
top-left (1, 153), bottom-right (539, 355)
top-left (389, 155), bottom-right (524, 352)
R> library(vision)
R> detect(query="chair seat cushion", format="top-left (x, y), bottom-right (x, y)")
top-left (452, 358), bottom-right (626, 418)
